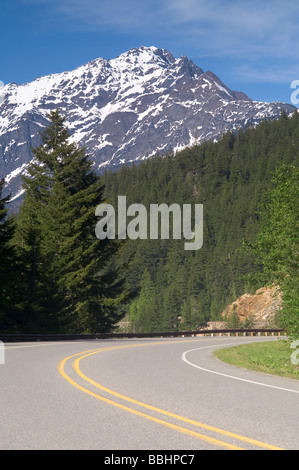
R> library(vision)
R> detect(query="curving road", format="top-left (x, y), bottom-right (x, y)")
top-left (0, 336), bottom-right (298, 450)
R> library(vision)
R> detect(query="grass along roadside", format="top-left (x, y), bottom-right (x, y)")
top-left (213, 340), bottom-right (299, 380)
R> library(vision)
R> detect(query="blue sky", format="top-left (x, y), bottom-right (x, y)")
top-left (1, 0), bottom-right (299, 105)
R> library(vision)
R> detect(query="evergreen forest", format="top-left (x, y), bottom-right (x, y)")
top-left (0, 110), bottom-right (298, 336)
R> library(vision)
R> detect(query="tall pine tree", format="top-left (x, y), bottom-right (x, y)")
top-left (0, 180), bottom-right (17, 330)
top-left (14, 110), bottom-right (125, 333)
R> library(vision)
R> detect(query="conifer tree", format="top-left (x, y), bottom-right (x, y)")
top-left (253, 164), bottom-right (299, 338)
top-left (0, 180), bottom-right (16, 329)
top-left (14, 110), bottom-right (124, 333)
top-left (134, 269), bottom-right (158, 332)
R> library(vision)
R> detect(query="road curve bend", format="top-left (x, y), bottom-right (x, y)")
top-left (0, 336), bottom-right (298, 450)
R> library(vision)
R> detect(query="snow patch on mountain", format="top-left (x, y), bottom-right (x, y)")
top-left (0, 46), bottom-right (296, 210)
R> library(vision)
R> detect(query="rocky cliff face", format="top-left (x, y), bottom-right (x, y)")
top-left (0, 46), bottom-right (296, 209)
top-left (221, 286), bottom-right (283, 328)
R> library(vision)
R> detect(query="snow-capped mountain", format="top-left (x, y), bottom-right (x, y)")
top-left (0, 46), bottom-right (296, 208)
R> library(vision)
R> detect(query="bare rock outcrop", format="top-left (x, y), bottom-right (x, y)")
top-left (221, 286), bottom-right (282, 328)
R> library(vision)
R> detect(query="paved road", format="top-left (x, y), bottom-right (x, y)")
top-left (0, 336), bottom-right (298, 450)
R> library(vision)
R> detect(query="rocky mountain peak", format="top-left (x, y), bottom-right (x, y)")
top-left (0, 46), bottom-right (296, 210)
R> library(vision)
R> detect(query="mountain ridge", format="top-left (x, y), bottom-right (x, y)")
top-left (0, 46), bottom-right (296, 209)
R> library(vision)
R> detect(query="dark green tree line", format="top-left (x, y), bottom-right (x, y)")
top-left (103, 111), bottom-right (299, 332)
top-left (1, 109), bottom-right (298, 334)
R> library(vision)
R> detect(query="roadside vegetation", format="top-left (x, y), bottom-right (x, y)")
top-left (214, 340), bottom-right (299, 380)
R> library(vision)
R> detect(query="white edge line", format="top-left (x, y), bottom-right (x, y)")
top-left (182, 342), bottom-right (299, 395)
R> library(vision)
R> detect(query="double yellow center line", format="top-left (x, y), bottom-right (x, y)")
top-left (57, 341), bottom-right (284, 450)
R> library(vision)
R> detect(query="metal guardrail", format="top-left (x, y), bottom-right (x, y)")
top-left (0, 328), bottom-right (285, 342)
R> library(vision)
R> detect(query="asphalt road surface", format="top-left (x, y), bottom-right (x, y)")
top-left (0, 336), bottom-right (298, 450)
